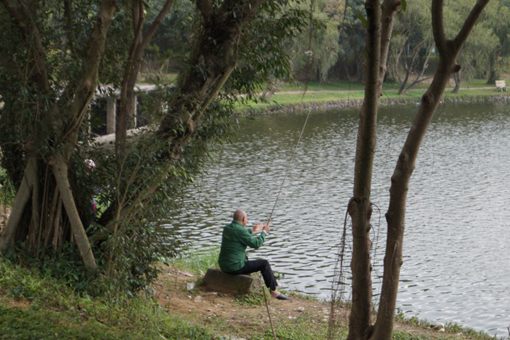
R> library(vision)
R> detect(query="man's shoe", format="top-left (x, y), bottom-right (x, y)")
top-left (275, 293), bottom-right (289, 300)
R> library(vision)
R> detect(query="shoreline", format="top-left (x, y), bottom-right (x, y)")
top-left (0, 251), bottom-right (497, 339)
top-left (242, 93), bottom-right (510, 115)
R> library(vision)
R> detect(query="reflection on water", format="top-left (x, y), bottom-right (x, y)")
top-left (165, 103), bottom-right (510, 337)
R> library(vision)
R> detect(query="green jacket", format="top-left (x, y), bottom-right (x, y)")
top-left (218, 220), bottom-right (266, 273)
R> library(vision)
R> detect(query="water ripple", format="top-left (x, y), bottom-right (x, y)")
top-left (167, 104), bottom-right (510, 338)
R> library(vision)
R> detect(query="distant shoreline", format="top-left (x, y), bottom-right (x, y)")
top-left (243, 93), bottom-right (510, 115)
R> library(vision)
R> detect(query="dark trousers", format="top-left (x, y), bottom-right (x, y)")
top-left (229, 259), bottom-right (278, 291)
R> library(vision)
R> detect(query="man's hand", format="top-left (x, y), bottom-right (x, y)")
top-left (263, 223), bottom-right (271, 233)
top-left (252, 223), bottom-right (264, 233)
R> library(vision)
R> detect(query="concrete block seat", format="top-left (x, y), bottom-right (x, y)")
top-left (202, 268), bottom-right (262, 295)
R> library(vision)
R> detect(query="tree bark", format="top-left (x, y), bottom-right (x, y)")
top-left (51, 155), bottom-right (97, 270)
top-left (370, 1), bottom-right (490, 339)
top-left (347, 1), bottom-right (400, 338)
top-left (0, 158), bottom-right (34, 251)
top-left (0, 0), bottom-right (116, 268)
top-left (157, 0), bottom-right (265, 147)
top-left (404, 44), bottom-right (433, 92)
top-left (452, 70), bottom-right (461, 93)
top-left (348, 1), bottom-right (382, 338)
top-left (116, 0), bottom-right (174, 159)
top-left (486, 50), bottom-right (499, 84)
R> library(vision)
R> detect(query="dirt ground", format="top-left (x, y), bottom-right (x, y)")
top-left (154, 266), bottom-right (337, 338)
top-left (153, 266), bottom-right (468, 339)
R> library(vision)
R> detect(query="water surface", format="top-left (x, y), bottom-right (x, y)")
top-left (166, 103), bottom-right (510, 338)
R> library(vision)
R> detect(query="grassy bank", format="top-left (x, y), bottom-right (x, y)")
top-left (241, 80), bottom-right (509, 112)
top-left (0, 258), bottom-right (213, 339)
top-left (0, 251), bottom-right (498, 339)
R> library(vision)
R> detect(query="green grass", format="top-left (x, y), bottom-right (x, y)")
top-left (0, 253), bottom-right (498, 340)
top-left (279, 80), bottom-right (371, 91)
top-left (0, 258), bottom-right (213, 339)
top-left (138, 72), bottom-right (178, 84)
top-left (395, 312), bottom-right (496, 340)
top-left (169, 247), bottom-right (220, 276)
top-left (240, 79), bottom-right (508, 112)
top-left (270, 312), bottom-right (338, 340)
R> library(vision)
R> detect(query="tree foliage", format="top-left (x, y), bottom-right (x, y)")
top-left (388, 0), bottom-right (433, 93)
top-left (289, 0), bottom-right (341, 82)
top-left (0, 0), bottom-right (307, 294)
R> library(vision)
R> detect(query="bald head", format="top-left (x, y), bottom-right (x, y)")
top-left (233, 209), bottom-right (247, 225)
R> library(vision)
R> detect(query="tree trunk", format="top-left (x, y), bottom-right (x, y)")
top-left (371, 62), bottom-right (453, 340)
top-left (157, 0), bottom-right (266, 153)
top-left (398, 66), bottom-right (410, 95)
top-left (405, 44), bottom-right (433, 92)
top-left (0, 0), bottom-right (116, 268)
top-left (486, 51), bottom-right (498, 84)
top-left (51, 155), bottom-right (97, 270)
top-left (347, 1), bottom-right (400, 338)
top-left (452, 70), bottom-right (461, 93)
top-left (116, 0), bottom-right (174, 159)
top-left (0, 158), bottom-right (34, 251)
top-left (347, 1), bottom-right (381, 338)
top-left (370, 1), bottom-right (490, 338)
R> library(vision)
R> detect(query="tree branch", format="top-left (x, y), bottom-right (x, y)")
top-left (221, 0), bottom-right (266, 23)
top-left (197, 0), bottom-right (213, 20)
top-left (59, 0), bottom-right (117, 150)
top-left (379, 0), bottom-right (401, 82)
top-left (132, 0), bottom-right (144, 36)
top-left (63, 0), bottom-right (77, 55)
top-left (0, 158), bottom-right (34, 251)
top-left (453, 0), bottom-right (491, 50)
top-left (51, 155), bottom-right (97, 271)
top-left (1, 0), bottom-right (50, 93)
top-left (431, 0), bottom-right (447, 57)
top-left (142, 0), bottom-right (174, 49)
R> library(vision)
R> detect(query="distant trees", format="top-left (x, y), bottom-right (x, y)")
top-left (443, 1), bottom-right (499, 92)
top-left (483, 1), bottom-right (510, 83)
top-left (388, 0), bottom-right (433, 94)
top-left (334, 0), bottom-right (366, 81)
top-left (289, 0), bottom-right (341, 82)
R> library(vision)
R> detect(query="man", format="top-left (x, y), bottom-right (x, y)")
top-left (218, 209), bottom-right (288, 300)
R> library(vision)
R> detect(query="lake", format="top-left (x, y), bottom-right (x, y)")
top-left (165, 103), bottom-right (510, 338)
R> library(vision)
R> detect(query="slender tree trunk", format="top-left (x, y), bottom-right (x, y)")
top-left (0, 0), bottom-right (117, 269)
top-left (405, 44), bottom-right (433, 92)
top-left (486, 51), bottom-right (498, 84)
top-left (348, 1), bottom-right (381, 338)
top-left (370, 1), bottom-right (490, 338)
top-left (51, 155), bottom-right (97, 270)
top-left (0, 158), bottom-right (34, 251)
top-left (347, 1), bottom-right (399, 338)
top-left (371, 62), bottom-right (453, 340)
top-left (116, 0), bottom-right (174, 159)
top-left (398, 65), bottom-right (410, 95)
top-left (452, 71), bottom-right (461, 93)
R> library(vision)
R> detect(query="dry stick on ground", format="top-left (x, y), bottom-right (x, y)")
top-left (370, 1), bottom-right (490, 339)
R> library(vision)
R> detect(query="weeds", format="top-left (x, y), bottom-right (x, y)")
top-left (170, 247), bottom-right (220, 276)
top-left (0, 258), bottom-right (213, 339)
